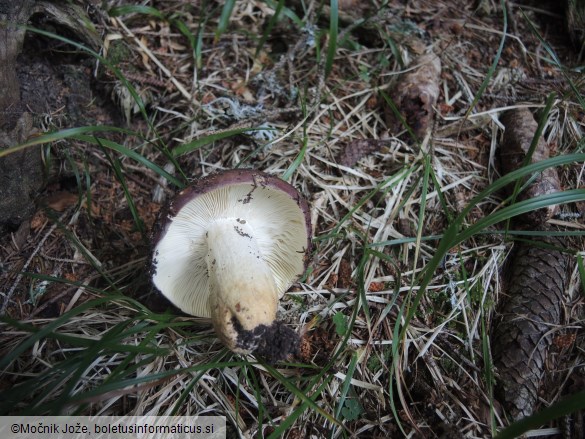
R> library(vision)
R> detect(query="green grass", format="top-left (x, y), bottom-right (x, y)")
top-left (325, 0), bottom-right (339, 79)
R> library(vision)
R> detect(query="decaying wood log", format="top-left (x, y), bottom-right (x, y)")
top-left (0, 0), bottom-right (43, 230)
top-left (31, 1), bottom-right (101, 51)
top-left (0, 0), bottom-right (100, 230)
top-left (0, 1), bottom-right (34, 128)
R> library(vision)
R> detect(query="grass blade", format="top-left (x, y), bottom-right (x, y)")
top-left (172, 127), bottom-right (255, 157)
top-left (108, 5), bottom-right (165, 19)
top-left (463, 0), bottom-right (507, 118)
top-left (255, 0), bottom-right (285, 58)
top-left (495, 391), bottom-right (585, 439)
top-left (215, 0), bottom-right (236, 42)
top-left (399, 154), bottom-right (585, 342)
top-left (97, 142), bottom-right (146, 239)
top-left (73, 135), bottom-right (185, 188)
top-left (457, 189), bottom-right (585, 244)
top-left (325, 0), bottom-right (339, 78)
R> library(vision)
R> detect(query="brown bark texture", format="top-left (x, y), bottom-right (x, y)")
top-left (0, 0), bottom-right (42, 230)
top-left (0, 1), bottom-right (100, 230)
top-left (0, 0), bottom-right (34, 127)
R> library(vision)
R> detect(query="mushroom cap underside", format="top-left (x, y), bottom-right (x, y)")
top-left (151, 169), bottom-right (311, 318)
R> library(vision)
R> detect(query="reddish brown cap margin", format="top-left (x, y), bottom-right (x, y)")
top-left (150, 168), bottom-right (312, 278)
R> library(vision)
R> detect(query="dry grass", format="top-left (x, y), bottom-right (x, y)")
top-left (1, 1), bottom-right (584, 438)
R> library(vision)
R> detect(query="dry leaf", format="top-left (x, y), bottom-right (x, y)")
top-left (44, 191), bottom-right (78, 212)
top-left (385, 53), bottom-right (442, 141)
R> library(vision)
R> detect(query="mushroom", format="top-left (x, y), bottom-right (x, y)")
top-left (151, 169), bottom-right (311, 362)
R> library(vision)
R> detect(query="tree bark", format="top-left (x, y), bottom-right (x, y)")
top-left (0, 0), bottom-right (34, 128)
top-left (0, 0), bottom-right (42, 230)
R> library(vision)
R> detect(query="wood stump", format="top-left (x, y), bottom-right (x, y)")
top-left (0, 0), bottom-right (43, 231)
top-left (0, 0), bottom-right (100, 231)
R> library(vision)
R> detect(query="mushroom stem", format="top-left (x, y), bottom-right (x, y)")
top-left (206, 217), bottom-right (278, 352)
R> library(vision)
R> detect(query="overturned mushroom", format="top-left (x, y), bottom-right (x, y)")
top-left (151, 169), bottom-right (311, 362)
